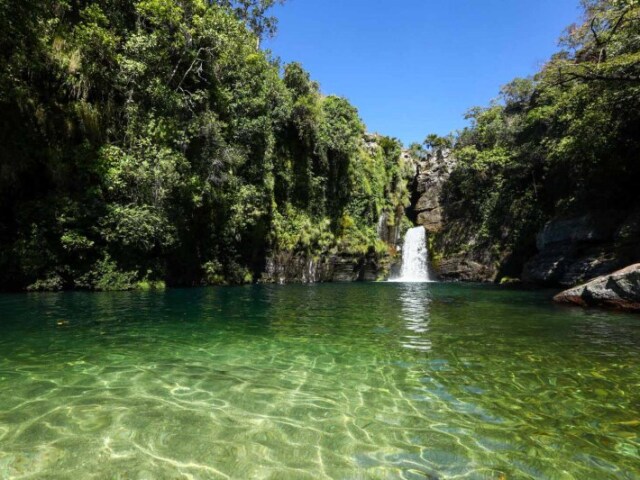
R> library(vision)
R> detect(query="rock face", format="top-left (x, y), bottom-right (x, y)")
top-left (262, 252), bottom-right (387, 284)
top-left (407, 149), bottom-right (497, 282)
top-left (403, 148), bottom-right (497, 282)
top-left (404, 145), bottom-right (640, 290)
top-left (523, 210), bottom-right (640, 287)
top-left (437, 258), bottom-right (494, 282)
top-left (554, 264), bottom-right (640, 312)
top-left (411, 149), bottom-right (456, 234)
top-left (376, 207), bottom-right (404, 248)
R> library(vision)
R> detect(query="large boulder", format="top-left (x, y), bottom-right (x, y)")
top-left (553, 264), bottom-right (640, 312)
top-left (416, 208), bottom-right (443, 234)
top-left (559, 250), bottom-right (625, 286)
top-left (414, 184), bottom-right (444, 233)
top-left (522, 244), bottom-right (626, 286)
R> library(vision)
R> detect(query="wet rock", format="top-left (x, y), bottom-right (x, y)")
top-left (377, 207), bottom-right (404, 247)
top-left (437, 257), bottom-right (495, 282)
top-left (332, 257), bottom-right (361, 282)
top-left (361, 258), bottom-right (381, 282)
top-left (263, 252), bottom-right (333, 284)
top-left (522, 244), bottom-right (576, 285)
top-left (262, 252), bottom-right (388, 284)
top-left (554, 264), bottom-right (640, 312)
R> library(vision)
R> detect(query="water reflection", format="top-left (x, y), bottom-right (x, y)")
top-left (398, 283), bottom-right (433, 352)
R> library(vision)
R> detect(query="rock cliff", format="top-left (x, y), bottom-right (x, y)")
top-left (409, 149), bottom-right (455, 234)
top-left (261, 252), bottom-right (388, 284)
top-left (408, 149), bottom-right (498, 282)
top-left (407, 148), bottom-right (640, 296)
top-left (523, 210), bottom-right (640, 287)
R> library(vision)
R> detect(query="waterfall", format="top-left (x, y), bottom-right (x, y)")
top-left (393, 227), bottom-right (431, 282)
top-left (376, 213), bottom-right (387, 241)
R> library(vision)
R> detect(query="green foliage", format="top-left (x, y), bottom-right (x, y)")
top-left (80, 255), bottom-right (139, 291)
top-left (137, 279), bottom-right (166, 290)
top-left (27, 274), bottom-right (66, 293)
top-left (435, 0), bottom-right (640, 274)
top-left (0, 0), bottom-right (406, 290)
top-left (100, 204), bottom-right (176, 252)
top-left (211, 0), bottom-right (286, 41)
top-left (423, 134), bottom-right (453, 151)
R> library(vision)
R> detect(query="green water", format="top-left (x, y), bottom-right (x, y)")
top-left (0, 283), bottom-right (639, 479)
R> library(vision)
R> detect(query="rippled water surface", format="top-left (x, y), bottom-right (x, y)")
top-left (0, 283), bottom-right (639, 479)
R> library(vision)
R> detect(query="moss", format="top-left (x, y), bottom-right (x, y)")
top-left (428, 234), bottom-right (444, 270)
top-left (375, 258), bottom-right (393, 282)
top-left (137, 280), bottom-right (166, 291)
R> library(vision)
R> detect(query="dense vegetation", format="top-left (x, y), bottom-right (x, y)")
top-left (2, 0), bottom-right (637, 291)
top-left (0, 0), bottom-right (410, 291)
top-left (420, 0), bottom-right (640, 277)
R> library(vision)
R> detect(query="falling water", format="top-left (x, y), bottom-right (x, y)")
top-left (394, 226), bottom-right (430, 282)
top-left (376, 212), bottom-right (387, 240)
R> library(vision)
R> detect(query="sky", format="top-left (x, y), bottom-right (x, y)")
top-left (264, 0), bottom-right (582, 146)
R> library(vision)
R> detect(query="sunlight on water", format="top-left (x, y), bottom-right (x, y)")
top-left (0, 283), bottom-right (639, 479)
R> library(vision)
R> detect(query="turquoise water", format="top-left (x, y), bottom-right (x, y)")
top-left (0, 283), bottom-right (639, 479)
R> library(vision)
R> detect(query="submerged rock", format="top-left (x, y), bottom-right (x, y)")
top-left (553, 264), bottom-right (640, 312)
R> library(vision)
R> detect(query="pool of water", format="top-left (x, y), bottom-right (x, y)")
top-left (0, 283), bottom-right (639, 479)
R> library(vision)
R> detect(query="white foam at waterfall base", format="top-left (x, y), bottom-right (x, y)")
top-left (391, 227), bottom-right (431, 282)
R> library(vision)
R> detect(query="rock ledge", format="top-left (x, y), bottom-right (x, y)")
top-left (553, 264), bottom-right (640, 312)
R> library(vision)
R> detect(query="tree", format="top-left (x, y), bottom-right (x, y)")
top-left (0, 0), bottom-right (408, 290)
top-left (423, 134), bottom-right (452, 151)
top-left (546, 0), bottom-right (640, 84)
top-left (210, 0), bottom-right (286, 44)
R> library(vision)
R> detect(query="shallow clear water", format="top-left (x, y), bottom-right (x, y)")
top-left (0, 283), bottom-right (639, 479)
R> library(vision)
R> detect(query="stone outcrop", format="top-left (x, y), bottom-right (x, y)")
top-left (376, 207), bottom-right (404, 248)
top-left (404, 148), bottom-right (497, 282)
top-left (410, 149), bottom-right (456, 234)
top-left (554, 264), bottom-right (640, 312)
top-left (261, 252), bottom-right (388, 284)
top-left (437, 258), bottom-right (494, 282)
top-left (523, 210), bottom-right (640, 287)
top-left (404, 144), bottom-right (640, 292)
